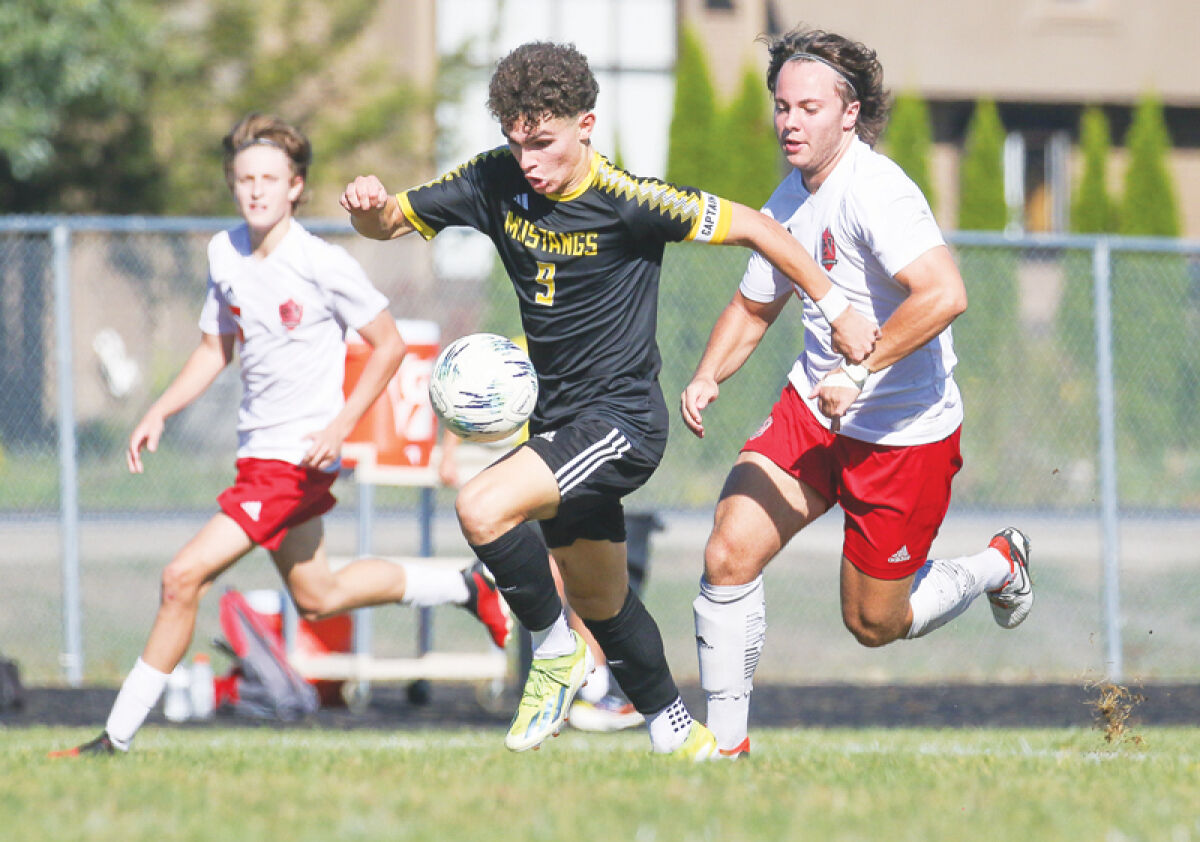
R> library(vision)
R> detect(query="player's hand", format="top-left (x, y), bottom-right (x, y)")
top-left (681, 377), bottom-right (720, 439)
top-left (808, 369), bottom-right (863, 433)
top-left (339, 175), bottom-right (391, 215)
top-left (829, 307), bottom-right (880, 364)
top-left (127, 412), bottom-right (165, 474)
top-left (301, 427), bottom-right (345, 471)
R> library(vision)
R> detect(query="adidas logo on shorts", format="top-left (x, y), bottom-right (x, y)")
top-left (887, 545), bottom-right (910, 564)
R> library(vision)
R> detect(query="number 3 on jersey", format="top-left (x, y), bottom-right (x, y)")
top-left (534, 261), bottom-right (556, 306)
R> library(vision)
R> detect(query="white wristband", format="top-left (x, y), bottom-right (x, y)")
top-left (815, 287), bottom-right (850, 323)
top-left (842, 362), bottom-right (870, 388)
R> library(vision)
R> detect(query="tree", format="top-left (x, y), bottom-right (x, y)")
top-left (1071, 107), bottom-right (1116, 234)
top-left (152, 0), bottom-right (429, 216)
top-left (0, 0), bottom-right (166, 212)
top-left (1119, 95), bottom-right (1180, 237)
top-left (957, 99), bottom-right (1007, 232)
top-left (716, 66), bottom-right (782, 208)
top-left (882, 92), bottom-right (937, 214)
top-left (666, 25), bottom-right (719, 189)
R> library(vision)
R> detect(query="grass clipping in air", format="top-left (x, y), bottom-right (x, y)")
top-left (1088, 680), bottom-right (1145, 744)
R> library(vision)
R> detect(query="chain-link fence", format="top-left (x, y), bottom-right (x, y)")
top-left (2, 217), bottom-right (1198, 688)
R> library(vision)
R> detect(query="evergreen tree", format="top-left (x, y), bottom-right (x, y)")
top-left (715, 66), bottom-right (781, 207)
top-left (882, 91), bottom-right (937, 214)
top-left (953, 100), bottom-right (1021, 492)
top-left (957, 99), bottom-right (1007, 231)
top-left (666, 25), bottom-right (719, 189)
top-left (1071, 107), bottom-right (1115, 234)
top-left (1119, 95), bottom-right (1180, 236)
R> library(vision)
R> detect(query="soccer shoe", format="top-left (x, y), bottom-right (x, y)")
top-left (48, 731), bottom-right (119, 758)
top-left (569, 693), bottom-right (645, 732)
top-left (718, 736), bottom-right (751, 760)
top-left (504, 631), bottom-right (593, 752)
top-left (667, 722), bottom-right (720, 762)
top-left (987, 527), bottom-right (1033, 629)
top-left (462, 562), bottom-right (513, 649)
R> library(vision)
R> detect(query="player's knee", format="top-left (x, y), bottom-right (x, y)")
top-left (291, 591), bottom-right (332, 623)
top-left (455, 483), bottom-right (504, 544)
top-left (703, 530), bottom-right (757, 586)
top-left (842, 606), bottom-right (902, 648)
top-left (160, 559), bottom-right (204, 606)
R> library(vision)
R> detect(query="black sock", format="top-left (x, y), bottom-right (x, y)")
top-left (584, 589), bottom-right (679, 715)
top-left (469, 523), bottom-right (562, 632)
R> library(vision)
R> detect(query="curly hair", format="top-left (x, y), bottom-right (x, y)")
top-left (487, 42), bottom-right (599, 133)
top-left (761, 27), bottom-right (890, 146)
top-left (222, 113), bottom-right (312, 198)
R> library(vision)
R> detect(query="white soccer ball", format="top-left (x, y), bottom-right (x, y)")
top-left (429, 333), bottom-right (538, 443)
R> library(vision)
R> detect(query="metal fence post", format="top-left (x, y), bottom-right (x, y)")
top-left (52, 224), bottom-right (83, 686)
top-left (1092, 238), bottom-right (1123, 681)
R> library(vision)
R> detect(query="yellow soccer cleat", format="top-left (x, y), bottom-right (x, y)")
top-left (504, 631), bottom-right (593, 752)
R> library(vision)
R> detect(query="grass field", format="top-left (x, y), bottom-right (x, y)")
top-left (7, 726), bottom-right (1200, 841)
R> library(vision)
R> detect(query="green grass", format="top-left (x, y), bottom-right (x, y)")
top-left (8, 726), bottom-right (1200, 841)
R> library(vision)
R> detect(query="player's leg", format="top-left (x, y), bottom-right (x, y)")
top-left (273, 520), bottom-right (512, 648)
top-left (53, 515), bottom-right (253, 756)
top-left (455, 445), bottom-right (566, 650)
top-left (554, 530), bottom-right (711, 758)
top-left (695, 451), bottom-right (826, 756)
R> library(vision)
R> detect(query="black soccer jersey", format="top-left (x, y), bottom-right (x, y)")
top-left (399, 148), bottom-right (732, 443)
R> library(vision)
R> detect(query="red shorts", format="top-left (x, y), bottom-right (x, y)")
top-left (216, 458), bottom-right (337, 551)
top-left (741, 383), bottom-right (962, 579)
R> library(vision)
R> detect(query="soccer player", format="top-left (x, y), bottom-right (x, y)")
top-left (52, 113), bottom-right (510, 757)
top-left (682, 27), bottom-right (1034, 758)
top-left (341, 41), bottom-right (878, 759)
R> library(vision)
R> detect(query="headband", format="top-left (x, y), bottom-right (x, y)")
top-left (783, 52), bottom-right (858, 99)
top-left (234, 137), bottom-right (287, 155)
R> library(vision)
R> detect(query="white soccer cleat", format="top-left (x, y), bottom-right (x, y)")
top-left (987, 527), bottom-right (1033, 629)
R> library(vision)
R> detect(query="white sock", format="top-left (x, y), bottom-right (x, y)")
top-left (578, 663), bottom-right (610, 703)
top-left (105, 657), bottom-right (170, 749)
top-left (530, 612), bottom-right (576, 658)
top-left (648, 696), bottom-right (694, 753)
top-left (906, 546), bottom-right (1009, 638)
top-left (694, 577), bottom-right (765, 752)
top-left (399, 562), bottom-right (470, 607)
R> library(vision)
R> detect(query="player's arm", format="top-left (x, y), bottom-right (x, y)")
top-left (128, 331), bottom-right (234, 473)
top-left (339, 175), bottom-right (416, 240)
top-left (721, 202), bottom-right (879, 363)
top-left (301, 311), bottom-right (406, 470)
top-left (682, 291), bottom-right (788, 439)
top-left (811, 245), bottom-right (967, 424)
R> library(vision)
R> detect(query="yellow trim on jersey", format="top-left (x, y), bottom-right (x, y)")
top-left (685, 192), bottom-right (733, 245)
top-left (397, 191), bottom-right (435, 240)
top-left (545, 151), bottom-right (600, 202)
top-left (592, 158), bottom-right (710, 227)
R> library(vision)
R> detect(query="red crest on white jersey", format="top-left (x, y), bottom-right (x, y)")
top-left (279, 299), bottom-right (303, 330)
top-left (820, 228), bottom-right (837, 270)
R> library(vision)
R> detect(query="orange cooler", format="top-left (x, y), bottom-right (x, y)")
top-left (343, 319), bottom-right (440, 468)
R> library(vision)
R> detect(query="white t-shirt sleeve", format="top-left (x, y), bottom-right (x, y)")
top-left (314, 242), bottom-right (390, 331)
top-left (197, 273), bottom-right (237, 336)
top-left (738, 250), bottom-right (793, 304)
top-left (852, 169), bottom-right (944, 277)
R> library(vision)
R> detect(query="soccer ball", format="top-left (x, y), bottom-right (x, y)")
top-left (428, 333), bottom-right (538, 442)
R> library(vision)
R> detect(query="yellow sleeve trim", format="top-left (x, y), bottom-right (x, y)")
top-left (397, 190), bottom-right (436, 240)
top-left (685, 192), bottom-right (733, 244)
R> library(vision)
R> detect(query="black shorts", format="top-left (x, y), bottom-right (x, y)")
top-left (524, 415), bottom-right (664, 548)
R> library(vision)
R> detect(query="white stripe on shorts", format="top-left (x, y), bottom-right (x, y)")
top-left (555, 428), bottom-right (631, 495)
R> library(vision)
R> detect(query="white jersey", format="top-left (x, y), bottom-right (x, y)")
top-left (199, 220), bottom-right (389, 466)
top-left (739, 138), bottom-right (962, 445)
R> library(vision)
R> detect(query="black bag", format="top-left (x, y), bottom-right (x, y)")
top-left (0, 655), bottom-right (25, 711)
top-left (216, 589), bottom-right (319, 721)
